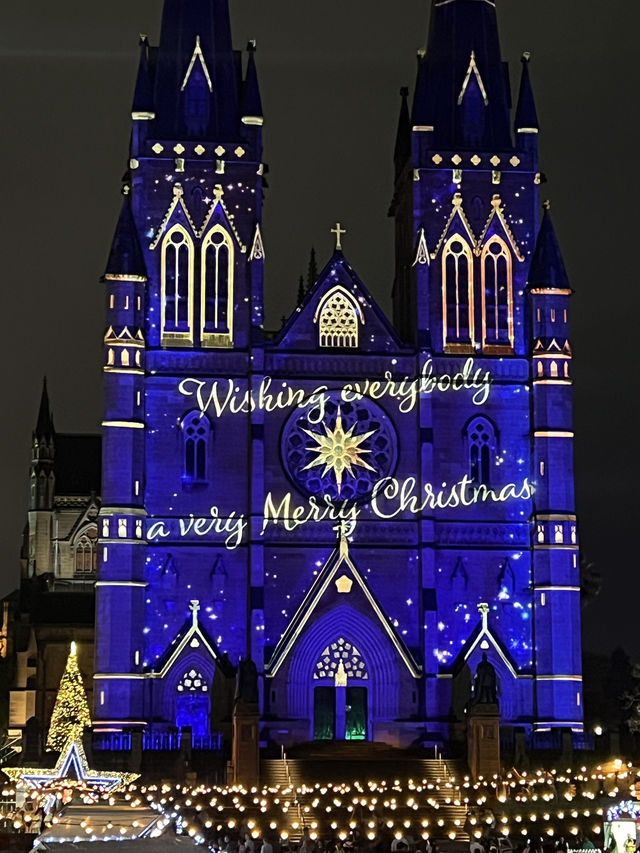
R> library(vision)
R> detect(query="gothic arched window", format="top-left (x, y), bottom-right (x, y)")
top-left (175, 667), bottom-right (210, 736)
top-left (465, 417), bottom-right (496, 485)
top-left (161, 225), bottom-right (194, 344)
top-left (74, 527), bottom-right (97, 578)
top-left (481, 236), bottom-right (513, 349)
top-left (442, 235), bottom-right (474, 349)
top-left (315, 286), bottom-right (363, 348)
top-left (201, 225), bottom-right (234, 346)
top-left (182, 411), bottom-right (211, 482)
top-left (313, 638), bottom-right (369, 683)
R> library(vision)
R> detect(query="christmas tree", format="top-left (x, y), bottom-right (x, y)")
top-left (46, 641), bottom-right (92, 752)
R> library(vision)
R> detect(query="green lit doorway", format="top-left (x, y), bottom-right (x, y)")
top-left (313, 687), bottom-right (336, 740)
top-left (345, 687), bottom-right (367, 740)
top-left (313, 685), bottom-right (368, 741)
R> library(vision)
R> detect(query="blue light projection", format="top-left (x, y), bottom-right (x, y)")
top-left (94, 0), bottom-right (583, 744)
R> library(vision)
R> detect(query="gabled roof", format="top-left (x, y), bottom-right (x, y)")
top-left (265, 531), bottom-right (422, 679)
top-left (477, 194), bottom-right (525, 261)
top-left (448, 602), bottom-right (524, 679)
top-left (432, 193), bottom-right (476, 257)
top-left (153, 600), bottom-right (234, 679)
top-left (275, 250), bottom-right (405, 353)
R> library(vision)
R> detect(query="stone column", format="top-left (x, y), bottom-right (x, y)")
top-left (467, 703), bottom-right (501, 780)
top-left (231, 701), bottom-right (260, 787)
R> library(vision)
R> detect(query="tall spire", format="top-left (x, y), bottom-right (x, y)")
top-left (514, 53), bottom-right (539, 149)
top-left (241, 41), bottom-right (263, 125)
top-left (413, 0), bottom-right (512, 149)
top-left (307, 248), bottom-right (318, 292)
top-left (152, 0), bottom-right (240, 139)
top-left (394, 87), bottom-right (411, 177)
top-left (35, 377), bottom-right (54, 442)
top-left (132, 36), bottom-right (154, 120)
top-left (104, 192), bottom-right (147, 281)
top-left (528, 204), bottom-right (570, 290)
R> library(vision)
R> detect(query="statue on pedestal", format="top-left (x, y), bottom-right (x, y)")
top-left (234, 657), bottom-right (259, 706)
top-left (471, 653), bottom-right (499, 707)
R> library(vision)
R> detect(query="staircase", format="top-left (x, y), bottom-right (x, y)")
top-left (260, 747), bottom-right (469, 842)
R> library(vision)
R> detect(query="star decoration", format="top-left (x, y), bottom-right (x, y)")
top-left (3, 738), bottom-right (139, 792)
top-left (335, 575), bottom-right (353, 594)
top-left (302, 407), bottom-right (376, 495)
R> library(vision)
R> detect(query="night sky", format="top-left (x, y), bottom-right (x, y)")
top-left (0, 1), bottom-right (636, 656)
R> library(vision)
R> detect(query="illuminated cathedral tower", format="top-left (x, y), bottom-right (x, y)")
top-left (95, 0), bottom-right (582, 744)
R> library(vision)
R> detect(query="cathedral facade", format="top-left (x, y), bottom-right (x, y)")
top-left (95, 0), bottom-right (582, 746)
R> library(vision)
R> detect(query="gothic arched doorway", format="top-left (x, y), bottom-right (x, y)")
top-left (175, 668), bottom-right (210, 735)
top-left (312, 638), bottom-right (369, 741)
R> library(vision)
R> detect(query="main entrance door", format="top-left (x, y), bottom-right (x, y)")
top-left (313, 685), bottom-right (368, 741)
top-left (312, 638), bottom-right (370, 741)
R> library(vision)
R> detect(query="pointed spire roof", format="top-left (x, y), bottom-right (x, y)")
top-left (515, 53), bottom-right (539, 132)
top-left (35, 378), bottom-right (54, 441)
top-left (307, 247), bottom-right (318, 291)
top-left (241, 41), bottom-right (263, 124)
top-left (104, 192), bottom-right (147, 281)
top-left (132, 36), bottom-right (155, 118)
top-left (528, 205), bottom-right (570, 290)
top-left (413, 0), bottom-right (512, 149)
top-left (152, 0), bottom-right (240, 139)
top-left (394, 87), bottom-right (411, 175)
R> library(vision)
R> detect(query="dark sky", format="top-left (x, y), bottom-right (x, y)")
top-left (0, 1), bottom-right (636, 656)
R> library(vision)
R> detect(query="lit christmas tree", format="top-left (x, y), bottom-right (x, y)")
top-left (46, 641), bottom-right (92, 752)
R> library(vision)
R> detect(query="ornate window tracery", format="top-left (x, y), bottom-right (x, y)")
top-left (161, 225), bottom-right (194, 344)
top-left (201, 225), bottom-right (234, 347)
top-left (465, 417), bottom-right (496, 485)
top-left (182, 411), bottom-right (211, 482)
top-left (177, 668), bottom-right (209, 693)
top-left (481, 236), bottom-right (513, 349)
top-left (315, 286), bottom-right (362, 348)
top-left (442, 235), bottom-right (474, 349)
top-left (74, 527), bottom-right (98, 577)
top-left (313, 638), bottom-right (369, 683)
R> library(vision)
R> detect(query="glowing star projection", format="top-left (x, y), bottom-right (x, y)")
top-left (302, 408), bottom-right (376, 495)
top-left (4, 738), bottom-right (139, 792)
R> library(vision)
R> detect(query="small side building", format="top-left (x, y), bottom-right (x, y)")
top-left (5, 381), bottom-right (99, 738)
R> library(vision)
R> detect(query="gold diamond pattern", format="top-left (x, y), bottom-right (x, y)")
top-left (510, 156), bottom-right (521, 167)
top-left (194, 145), bottom-right (205, 156)
top-left (471, 155), bottom-right (481, 166)
top-left (215, 145), bottom-right (225, 156)
top-left (174, 143), bottom-right (185, 154)
top-left (432, 154), bottom-right (443, 165)
top-left (152, 143), bottom-right (164, 154)
top-left (490, 155), bottom-right (501, 166)
top-left (451, 154), bottom-right (462, 165)
top-left (234, 146), bottom-right (246, 158)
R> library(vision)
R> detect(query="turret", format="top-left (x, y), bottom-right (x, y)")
top-left (30, 378), bottom-right (55, 512)
top-left (529, 204), bottom-right (581, 728)
top-left (27, 380), bottom-right (55, 577)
